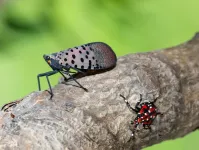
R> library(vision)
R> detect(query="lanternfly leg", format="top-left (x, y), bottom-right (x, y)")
top-left (120, 94), bottom-right (139, 113)
top-left (46, 75), bottom-right (53, 99)
top-left (37, 70), bottom-right (58, 99)
top-left (63, 71), bottom-right (88, 92)
top-left (59, 71), bottom-right (68, 81)
top-left (61, 66), bottom-right (87, 81)
top-left (134, 94), bottom-right (142, 111)
top-left (59, 71), bottom-right (77, 81)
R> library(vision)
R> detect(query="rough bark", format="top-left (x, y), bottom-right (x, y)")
top-left (0, 33), bottom-right (199, 150)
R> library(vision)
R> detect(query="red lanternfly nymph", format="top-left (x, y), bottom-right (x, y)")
top-left (120, 94), bottom-right (162, 136)
top-left (37, 42), bottom-right (117, 99)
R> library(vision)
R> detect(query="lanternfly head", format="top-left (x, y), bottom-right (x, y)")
top-left (43, 54), bottom-right (62, 70)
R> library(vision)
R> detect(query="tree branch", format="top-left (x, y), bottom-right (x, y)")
top-left (0, 33), bottom-right (199, 150)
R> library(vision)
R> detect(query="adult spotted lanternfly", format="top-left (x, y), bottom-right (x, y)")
top-left (120, 94), bottom-right (162, 136)
top-left (37, 42), bottom-right (117, 99)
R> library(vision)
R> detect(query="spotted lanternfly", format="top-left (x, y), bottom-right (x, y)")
top-left (37, 42), bottom-right (117, 99)
top-left (120, 94), bottom-right (162, 136)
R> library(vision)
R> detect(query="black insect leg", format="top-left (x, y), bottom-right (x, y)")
top-left (119, 94), bottom-right (139, 113)
top-left (67, 73), bottom-right (88, 92)
top-left (46, 75), bottom-right (53, 99)
top-left (60, 67), bottom-right (88, 92)
top-left (59, 70), bottom-right (78, 82)
top-left (61, 66), bottom-right (87, 81)
top-left (37, 70), bottom-right (58, 99)
top-left (59, 71), bottom-right (68, 81)
top-left (134, 94), bottom-right (143, 111)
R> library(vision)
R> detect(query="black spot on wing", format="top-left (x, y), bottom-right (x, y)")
top-left (80, 58), bottom-right (84, 62)
top-left (88, 60), bottom-right (92, 69)
top-left (71, 60), bottom-right (75, 64)
top-left (81, 46), bottom-right (86, 50)
top-left (72, 54), bottom-right (76, 59)
top-left (64, 58), bottom-right (67, 61)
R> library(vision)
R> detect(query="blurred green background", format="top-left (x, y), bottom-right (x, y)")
top-left (0, 0), bottom-right (199, 149)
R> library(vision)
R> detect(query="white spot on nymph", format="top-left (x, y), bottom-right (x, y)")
top-left (145, 113), bottom-right (147, 115)
top-left (150, 106), bottom-right (152, 109)
top-left (148, 110), bottom-right (151, 113)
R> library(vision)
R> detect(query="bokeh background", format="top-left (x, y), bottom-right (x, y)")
top-left (0, 0), bottom-right (199, 149)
